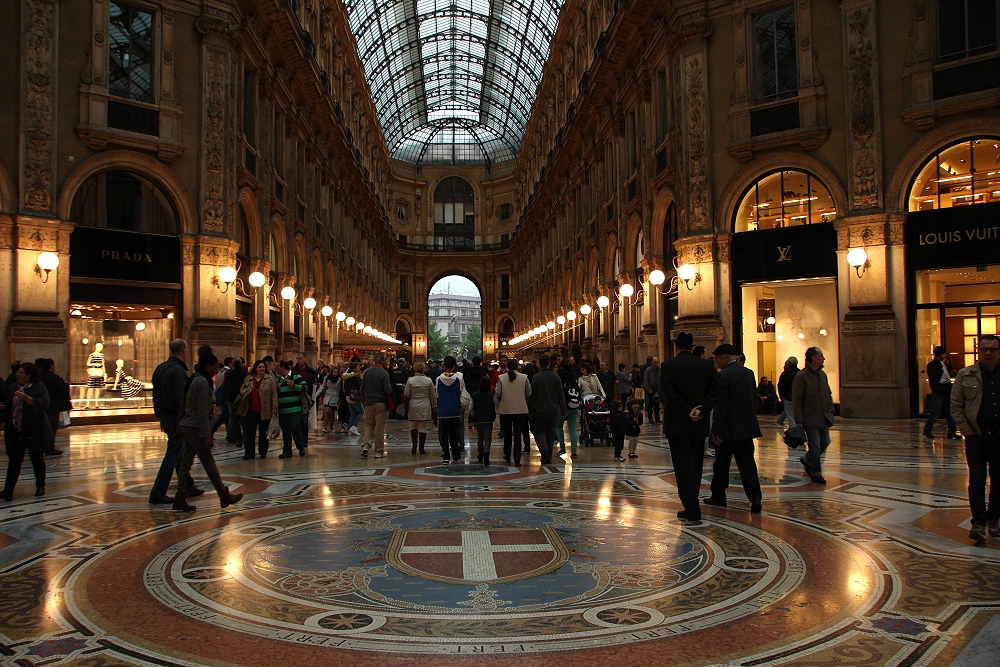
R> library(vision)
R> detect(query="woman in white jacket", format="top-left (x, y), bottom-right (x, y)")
top-left (494, 358), bottom-right (531, 467)
top-left (403, 362), bottom-right (436, 454)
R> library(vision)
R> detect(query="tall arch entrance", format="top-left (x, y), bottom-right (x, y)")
top-left (427, 275), bottom-right (482, 361)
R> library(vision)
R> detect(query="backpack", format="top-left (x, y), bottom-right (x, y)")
top-left (564, 380), bottom-right (581, 410)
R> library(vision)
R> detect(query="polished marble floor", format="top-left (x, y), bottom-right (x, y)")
top-left (1, 417), bottom-right (999, 666)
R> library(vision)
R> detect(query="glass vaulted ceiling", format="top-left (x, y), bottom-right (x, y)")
top-left (344, 0), bottom-right (565, 167)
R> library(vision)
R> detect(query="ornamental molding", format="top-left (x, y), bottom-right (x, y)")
top-left (844, 4), bottom-right (882, 210)
top-left (21, 0), bottom-right (57, 213)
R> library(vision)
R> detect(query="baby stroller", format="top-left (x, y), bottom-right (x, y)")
top-left (581, 393), bottom-right (612, 447)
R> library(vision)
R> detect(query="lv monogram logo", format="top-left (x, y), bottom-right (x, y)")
top-left (776, 245), bottom-right (792, 262)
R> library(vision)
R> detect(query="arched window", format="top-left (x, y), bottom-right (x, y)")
top-left (909, 137), bottom-right (1000, 211)
top-left (70, 170), bottom-right (178, 234)
top-left (733, 170), bottom-right (836, 232)
top-left (269, 233), bottom-right (279, 272)
top-left (434, 177), bottom-right (475, 250)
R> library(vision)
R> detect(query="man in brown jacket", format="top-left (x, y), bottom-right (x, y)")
top-left (792, 346), bottom-right (835, 485)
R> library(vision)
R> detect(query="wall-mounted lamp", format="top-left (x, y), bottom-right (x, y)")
top-left (303, 297), bottom-right (317, 311)
top-left (596, 295), bottom-right (610, 309)
top-left (579, 304), bottom-right (592, 316)
top-left (556, 315), bottom-right (565, 325)
top-left (335, 311), bottom-right (346, 322)
top-left (547, 321), bottom-right (556, 330)
top-left (321, 305), bottom-right (333, 317)
top-left (346, 316), bottom-right (356, 327)
top-left (245, 270), bottom-right (271, 297)
top-left (847, 247), bottom-right (870, 278)
top-left (566, 310), bottom-right (576, 321)
top-left (677, 263), bottom-right (701, 290)
top-left (35, 251), bottom-right (59, 283)
top-left (280, 285), bottom-right (296, 301)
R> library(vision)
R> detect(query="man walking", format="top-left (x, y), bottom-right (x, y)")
top-left (295, 353), bottom-right (316, 443)
top-left (222, 357), bottom-right (247, 444)
top-left (951, 334), bottom-right (1000, 543)
top-left (528, 354), bottom-right (566, 464)
top-left (925, 346), bottom-right (960, 439)
top-left (37, 358), bottom-right (69, 456)
top-left (702, 344), bottom-right (763, 514)
top-left (660, 332), bottom-right (716, 521)
top-left (776, 357), bottom-right (799, 426)
top-left (792, 346), bottom-right (835, 485)
top-left (360, 352), bottom-right (392, 458)
top-left (150, 339), bottom-right (203, 504)
top-left (643, 357), bottom-right (661, 424)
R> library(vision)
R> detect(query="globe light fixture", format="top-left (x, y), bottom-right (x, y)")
top-left (218, 266), bottom-right (237, 285)
top-left (547, 321), bottom-right (555, 329)
top-left (566, 310), bottom-right (576, 320)
top-left (346, 316), bottom-right (356, 326)
top-left (135, 322), bottom-right (146, 331)
top-left (649, 269), bottom-right (666, 286)
top-left (303, 297), bottom-right (317, 310)
top-left (248, 271), bottom-right (266, 288)
top-left (676, 263), bottom-right (700, 290)
top-left (766, 316), bottom-right (776, 325)
top-left (619, 283), bottom-right (634, 298)
top-left (597, 295), bottom-right (610, 309)
top-left (321, 305), bottom-right (333, 317)
top-left (335, 311), bottom-right (346, 321)
top-left (280, 286), bottom-right (296, 300)
top-left (556, 316), bottom-right (565, 325)
top-left (847, 247), bottom-right (869, 278)
top-left (579, 304), bottom-right (592, 315)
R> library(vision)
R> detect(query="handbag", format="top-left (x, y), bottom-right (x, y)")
top-left (58, 411), bottom-right (71, 427)
top-left (784, 425), bottom-right (807, 448)
top-left (266, 420), bottom-right (282, 440)
top-left (460, 388), bottom-right (472, 412)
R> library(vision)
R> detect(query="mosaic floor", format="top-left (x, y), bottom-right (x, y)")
top-left (1, 417), bottom-right (999, 666)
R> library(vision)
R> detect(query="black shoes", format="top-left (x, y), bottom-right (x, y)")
top-left (676, 510), bottom-right (701, 521)
top-left (703, 496), bottom-right (728, 507)
top-left (279, 453), bottom-right (292, 459)
top-left (149, 494), bottom-right (175, 504)
top-left (241, 455), bottom-right (254, 460)
top-left (34, 487), bottom-right (44, 497)
top-left (45, 449), bottom-right (63, 456)
top-left (800, 456), bottom-right (812, 477)
top-left (948, 433), bottom-right (963, 440)
top-left (811, 475), bottom-right (827, 484)
top-left (187, 488), bottom-right (205, 497)
top-left (750, 502), bottom-right (763, 514)
top-left (0, 489), bottom-right (11, 501)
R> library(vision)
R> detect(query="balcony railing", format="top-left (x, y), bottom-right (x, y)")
top-left (396, 237), bottom-right (513, 253)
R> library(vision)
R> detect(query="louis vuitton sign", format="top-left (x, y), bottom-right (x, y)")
top-left (731, 223), bottom-right (838, 283)
top-left (906, 203), bottom-right (1000, 270)
top-left (69, 226), bottom-right (181, 284)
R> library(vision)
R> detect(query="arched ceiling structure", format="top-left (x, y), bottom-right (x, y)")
top-left (344, 0), bottom-right (565, 167)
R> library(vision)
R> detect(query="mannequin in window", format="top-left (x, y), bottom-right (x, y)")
top-left (84, 343), bottom-right (106, 409)
top-left (112, 359), bottom-right (144, 399)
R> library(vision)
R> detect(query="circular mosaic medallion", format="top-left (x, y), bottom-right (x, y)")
top-left (143, 499), bottom-right (805, 654)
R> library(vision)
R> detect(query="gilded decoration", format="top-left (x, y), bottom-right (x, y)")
top-left (22, 0), bottom-right (56, 213)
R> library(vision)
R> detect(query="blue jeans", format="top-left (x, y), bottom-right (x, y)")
top-left (349, 402), bottom-right (365, 428)
top-left (805, 427), bottom-right (831, 477)
top-left (924, 392), bottom-right (957, 435)
top-left (151, 418), bottom-right (198, 499)
top-left (777, 400), bottom-right (794, 426)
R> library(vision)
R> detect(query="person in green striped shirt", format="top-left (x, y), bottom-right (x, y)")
top-left (274, 360), bottom-right (308, 458)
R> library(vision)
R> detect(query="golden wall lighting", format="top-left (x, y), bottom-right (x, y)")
top-left (35, 251), bottom-right (59, 283)
top-left (847, 247), bottom-right (870, 278)
top-left (579, 304), bottom-right (592, 315)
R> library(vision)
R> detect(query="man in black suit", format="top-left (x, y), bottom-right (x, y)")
top-left (659, 332), bottom-right (716, 521)
top-left (923, 346), bottom-right (959, 439)
top-left (700, 344), bottom-right (763, 514)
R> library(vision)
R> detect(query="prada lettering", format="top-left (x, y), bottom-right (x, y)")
top-left (776, 245), bottom-right (792, 261)
top-left (918, 227), bottom-right (1000, 245)
top-left (101, 249), bottom-right (154, 262)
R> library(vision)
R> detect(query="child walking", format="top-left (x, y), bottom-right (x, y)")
top-left (471, 376), bottom-right (496, 466)
top-left (609, 400), bottom-right (629, 462)
top-left (625, 399), bottom-right (643, 458)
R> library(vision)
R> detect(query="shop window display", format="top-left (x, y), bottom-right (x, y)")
top-left (909, 137), bottom-right (1000, 211)
top-left (69, 306), bottom-right (173, 409)
top-left (734, 170), bottom-right (837, 232)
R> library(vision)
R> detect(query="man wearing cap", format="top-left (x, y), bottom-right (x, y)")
top-left (924, 346), bottom-right (959, 439)
top-left (659, 332), bottom-right (716, 521)
top-left (700, 344), bottom-right (763, 514)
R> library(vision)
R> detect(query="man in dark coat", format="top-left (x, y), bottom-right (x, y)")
top-left (659, 332), bottom-right (716, 521)
top-left (149, 339), bottom-right (202, 504)
top-left (701, 344), bottom-right (763, 514)
top-left (924, 345), bottom-right (959, 439)
top-left (37, 358), bottom-right (70, 456)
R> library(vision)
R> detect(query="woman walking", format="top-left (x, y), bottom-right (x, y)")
top-left (1, 363), bottom-right (50, 500)
top-left (320, 365), bottom-right (344, 433)
top-left (343, 361), bottom-right (365, 436)
top-left (495, 358), bottom-right (531, 467)
top-left (238, 360), bottom-right (277, 459)
top-left (173, 350), bottom-right (243, 511)
top-left (557, 359), bottom-right (581, 458)
top-left (403, 362), bottom-right (436, 453)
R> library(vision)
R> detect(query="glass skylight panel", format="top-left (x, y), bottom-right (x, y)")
top-left (344, 0), bottom-right (565, 165)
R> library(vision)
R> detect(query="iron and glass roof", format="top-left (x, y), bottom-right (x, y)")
top-left (344, 0), bottom-right (565, 166)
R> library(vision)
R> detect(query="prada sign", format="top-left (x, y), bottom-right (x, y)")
top-left (69, 226), bottom-right (181, 284)
top-left (906, 203), bottom-right (1000, 270)
top-left (731, 223), bottom-right (838, 282)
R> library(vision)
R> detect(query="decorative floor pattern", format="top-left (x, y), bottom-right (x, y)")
top-left (0, 418), bottom-right (998, 665)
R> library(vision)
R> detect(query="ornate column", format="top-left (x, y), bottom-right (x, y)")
top-left (250, 259), bottom-right (276, 358)
top-left (836, 3), bottom-right (907, 418)
top-left (298, 285), bottom-right (317, 362)
top-left (673, 234), bottom-right (728, 350)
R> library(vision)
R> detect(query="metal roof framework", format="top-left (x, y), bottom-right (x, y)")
top-left (344, 0), bottom-right (564, 167)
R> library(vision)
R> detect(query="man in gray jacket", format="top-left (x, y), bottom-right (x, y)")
top-left (792, 346), bottom-right (836, 485)
top-left (528, 354), bottom-right (565, 464)
top-left (361, 352), bottom-right (393, 458)
top-left (150, 339), bottom-right (203, 504)
top-left (643, 357), bottom-right (661, 424)
top-left (701, 344), bottom-right (763, 514)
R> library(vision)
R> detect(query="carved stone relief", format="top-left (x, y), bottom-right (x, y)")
top-left (22, 0), bottom-right (57, 213)
top-left (682, 52), bottom-right (710, 231)
top-left (202, 49), bottom-right (228, 232)
top-left (844, 5), bottom-right (882, 210)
